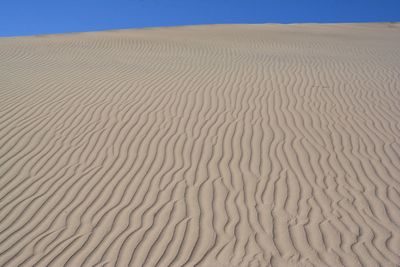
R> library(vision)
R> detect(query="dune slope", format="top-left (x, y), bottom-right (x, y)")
top-left (1, 23), bottom-right (400, 266)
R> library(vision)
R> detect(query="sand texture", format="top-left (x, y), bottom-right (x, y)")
top-left (1, 23), bottom-right (400, 266)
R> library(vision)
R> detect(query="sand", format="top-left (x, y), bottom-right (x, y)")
top-left (1, 23), bottom-right (400, 266)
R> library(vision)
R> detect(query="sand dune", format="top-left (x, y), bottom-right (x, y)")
top-left (1, 23), bottom-right (400, 266)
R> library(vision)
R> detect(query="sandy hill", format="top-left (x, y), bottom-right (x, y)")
top-left (1, 23), bottom-right (400, 266)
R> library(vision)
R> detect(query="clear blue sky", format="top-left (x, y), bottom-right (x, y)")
top-left (1, 0), bottom-right (399, 37)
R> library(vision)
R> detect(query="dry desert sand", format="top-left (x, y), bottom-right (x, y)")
top-left (1, 23), bottom-right (400, 267)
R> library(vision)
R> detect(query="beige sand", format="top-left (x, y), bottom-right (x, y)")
top-left (1, 23), bottom-right (400, 266)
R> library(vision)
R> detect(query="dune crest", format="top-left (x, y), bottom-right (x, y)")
top-left (1, 24), bottom-right (400, 266)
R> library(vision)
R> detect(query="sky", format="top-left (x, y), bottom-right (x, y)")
top-left (1, 0), bottom-right (400, 37)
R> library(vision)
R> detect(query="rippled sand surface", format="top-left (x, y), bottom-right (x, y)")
top-left (1, 23), bottom-right (400, 266)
